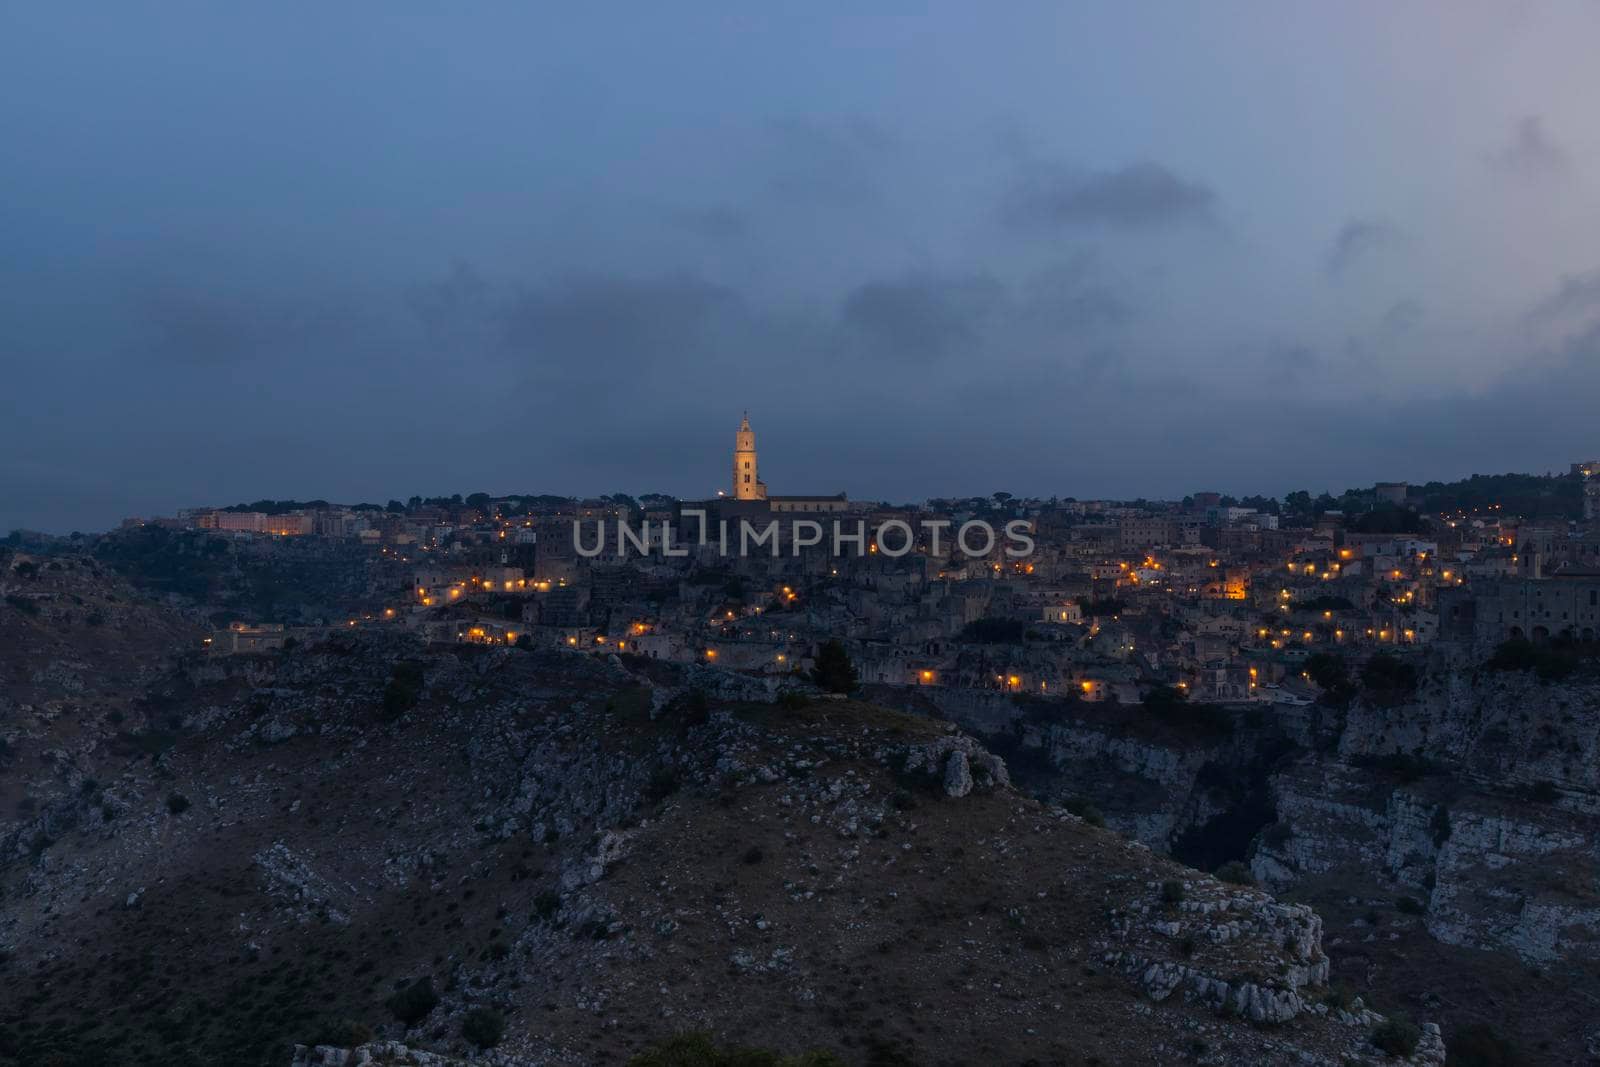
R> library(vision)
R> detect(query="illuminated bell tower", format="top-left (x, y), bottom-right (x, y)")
top-left (733, 412), bottom-right (767, 500)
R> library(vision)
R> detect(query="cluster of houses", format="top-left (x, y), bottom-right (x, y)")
top-left (166, 423), bottom-right (1600, 710)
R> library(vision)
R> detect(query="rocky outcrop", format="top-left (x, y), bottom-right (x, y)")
top-left (896, 732), bottom-right (1010, 797)
top-left (290, 1040), bottom-right (534, 1066)
top-left (1338, 672), bottom-right (1600, 795)
top-left (1258, 758), bottom-right (1600, 963)
top-left (1105, 876), bottom-right (1329, 1024)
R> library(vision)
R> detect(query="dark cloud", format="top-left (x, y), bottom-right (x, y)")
top-left (1489, 115), bottom-right (1571, 178)
top-left (1523, 268), bottom-right (1600, 327)
top-left (501, 275), bottom-right (742, 377)
top-left (1325, 219), bottom-right (1401, 278)
top-left (760, 117), bottom-right (897, 207)
top-left (1380, 299), bottom-right (1423, 335)
top-left (1001, 161), bottom-right (1215, 230)
top-left (840, 274), bottom-right (1003, 363)
top-left (407, 261), bottom-right (493, 345)
top-left (6, 4), bottom-right (1600, 532)
top-left (1263, 342), bottom-right (1320, 385)
top-left (672, 206), bottom-right (748, 241)
top-left (1331, 319), bottom-right (1600, 472)
top-left (1015, 257), bottom-right (1131, 333)
top-left (137, 288), bottom-right (360, 365)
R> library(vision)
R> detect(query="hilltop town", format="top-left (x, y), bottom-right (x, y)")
top-left (7, 420), bottom-right (1600, 1064)
top-left (100, 418), bottom-right (1600, 705)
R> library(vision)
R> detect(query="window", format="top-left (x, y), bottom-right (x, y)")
top-left (743, 474), bottom-right (751, 484)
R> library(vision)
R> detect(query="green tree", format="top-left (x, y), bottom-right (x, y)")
top-left (386, 977), bottom-right (439, 1026)
top-left (461, 1007), bottom-right (505, 1048)
top-left (1305, 652), bottom-right (1357, 705)
top-left (1142, 685), bottom-right (1187, 715)
top-left (1361, 653), bottom-right (1418, 695)
top-left (811, 639), bottom-right (858, 694)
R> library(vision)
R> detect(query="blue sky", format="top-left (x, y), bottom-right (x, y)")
top-left (4, 3), bottom-right (1600, 530)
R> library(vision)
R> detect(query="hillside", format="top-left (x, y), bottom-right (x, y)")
top-left (890, 664), bottom-right (1600, 1064)
top-left (0, 557), bottom-right (1445, 1066)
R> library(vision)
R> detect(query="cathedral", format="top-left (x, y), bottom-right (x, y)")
top-left (732, 413), bottom-right (767, 501)
top-left (724, 414), bottom-right (848, 514)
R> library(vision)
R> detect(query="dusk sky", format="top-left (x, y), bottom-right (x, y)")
top-left (5, 3), bottom-right (1600, 532)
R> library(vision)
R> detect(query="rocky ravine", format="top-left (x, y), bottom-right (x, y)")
top-left (899, 667), bottom-right (1600, 1064)
top-left (1, 584), bottom-right (1440, 1065)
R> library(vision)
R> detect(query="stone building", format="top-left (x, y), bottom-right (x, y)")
top-left (1440, 575), bottom-right (1600, 646)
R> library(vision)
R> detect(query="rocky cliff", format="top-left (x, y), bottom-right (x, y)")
top-left (901, 668), bottom-right (1600, 1064)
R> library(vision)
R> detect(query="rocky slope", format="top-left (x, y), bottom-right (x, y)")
top-left (897, 667), bottom-right (1600, 1063)
top-left (0, 558), bottom-right (1442, 1066)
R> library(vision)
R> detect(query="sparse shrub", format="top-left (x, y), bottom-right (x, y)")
top-left (1430, 806), bottom-right (1452, 847)
top-left (626, 1031), bottom-right (844, 1066)
top-left (662, 688), bottom-right (710, 727)
top-left (861, 1036), bottom-right (917, 1066)
top-left (461, 1006), bottom-right (505, 1048)
top-left (1321, 982), bottom-right (1359, 1011)
top-left (774, 690), bottom-right (809, 711)
top-left (1142, 685), bottom-right (1186, 716)
top-left (1160, 879), bottom-right (1186, 904)
top-left (5, 595), bottom-right (39, 616)
top-left (166, 793), bottom-right (190, 815)
top-left (607, 686), bottom-right (654, 719)
top-left (1526, 780), bottom-right (1560, 804)
top-left (1063, 796), bottom-right (1105, 827)
top-left (742, 845), bottom-right (764, 866)
top-left (312, 1018), bottom-right (373, 1047)
top-left (386, 976), bottom-right (439, 1026)
top-left (1370, 1014), bottom-right (1422, 1057)
top-left (1362, 654), bottom-right (1419, 696)
top-left (533, 890), bottom-right (561, 923)
top-left (1349, 751), bottom-right (1441, 783)
top-left (1178, 935), bottom-right (1196, 957)
top-left (1214, 861), bottom-right (1254, 886)
top-left (645, 768), bottom-right (680, 803)
top-left (1395, 895), bottom-right (1425, 915)
top-left (381, 661), bottom-right (425, 721)
top-left (578, 917), bottom-right (612, 941)
top-left (1486, 636), bottom-right (1588, 680)
top-left (1262, 822), bottom-right (1292, 848)
top-left (1446, 1022), bottom-right (1517, 1066)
